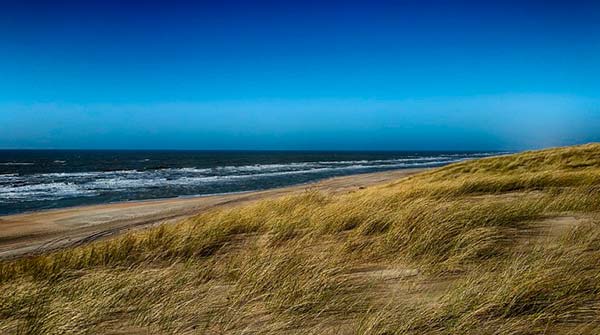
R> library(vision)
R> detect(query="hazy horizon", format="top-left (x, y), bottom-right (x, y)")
top-left (0, 148), bottom-right (513, 152)
top-left (1, 1), bottom-right (599, 150)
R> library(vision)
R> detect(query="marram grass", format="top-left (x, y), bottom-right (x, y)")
top-left (1, 143), bottom-right (600, 334)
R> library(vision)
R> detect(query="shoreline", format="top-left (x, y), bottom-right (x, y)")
top-left (0, 168), bottom-right (426, 259)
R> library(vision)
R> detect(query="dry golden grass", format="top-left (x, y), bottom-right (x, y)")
top-left (1, 143), bottom-right (600, 334)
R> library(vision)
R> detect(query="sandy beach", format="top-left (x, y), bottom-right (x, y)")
top-left (0, 168), bottom-right (424, 259)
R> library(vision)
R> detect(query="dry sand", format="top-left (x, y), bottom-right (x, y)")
top-left (0, 168), bottom-right (425, 259)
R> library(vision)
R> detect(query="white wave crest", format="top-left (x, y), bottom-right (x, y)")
top-left (0, 162), bottom-right (34, 166)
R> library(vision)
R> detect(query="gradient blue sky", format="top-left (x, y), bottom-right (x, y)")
top-left (1, 0), bottom-right (599, 150)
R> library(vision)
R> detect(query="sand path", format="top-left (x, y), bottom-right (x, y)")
top-left (0, 168), bottom-right (424, 259)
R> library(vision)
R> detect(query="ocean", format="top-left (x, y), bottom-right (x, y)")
top-left (0, 150), bottom-right (503, 215)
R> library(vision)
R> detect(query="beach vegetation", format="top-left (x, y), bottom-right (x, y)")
top-left (1, 143), bottom-right (600, 334)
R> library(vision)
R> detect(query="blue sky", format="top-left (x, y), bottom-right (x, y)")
top-left (1, 0), bottom-right (599, 150)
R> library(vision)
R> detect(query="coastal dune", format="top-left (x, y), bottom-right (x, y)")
top-left (1, 144), bottom-right (600, 334)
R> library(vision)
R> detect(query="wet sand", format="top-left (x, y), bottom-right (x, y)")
top-left (0, 168), bottom-right (425, 259)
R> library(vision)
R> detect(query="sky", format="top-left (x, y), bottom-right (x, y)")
top-left (1, 0), bottom-right (599, 150)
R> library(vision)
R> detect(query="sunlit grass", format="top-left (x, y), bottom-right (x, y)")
top-left (1, 143), bottom-right (600, 334)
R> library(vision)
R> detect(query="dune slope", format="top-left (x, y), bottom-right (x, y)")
top-left (1, 143), bottom-right (600, 334)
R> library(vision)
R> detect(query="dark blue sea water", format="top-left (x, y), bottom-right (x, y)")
top-left (0, 150), bottom-right (504, 215)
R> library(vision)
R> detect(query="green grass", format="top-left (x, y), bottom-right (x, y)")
top-left (1, 143), bottom-right (600, 334)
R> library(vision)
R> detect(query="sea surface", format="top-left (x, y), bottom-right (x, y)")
top-left (0, 150), bottom-right (504, 215)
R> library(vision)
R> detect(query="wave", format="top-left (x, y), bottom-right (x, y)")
top-left (224, 159), bottom-right (461, 180)
top-left (210, 153), bottom-right (497, 173)
top-left (0, 182), bottom-right (96, 201)
top-left (164, 167), bottom-right (211, 174)
top-left (38, 170), bottom-right (144, 178)
top-left (0, 174), bottom-right (23, 184)
top-left (0, 162), bottom-right (34, 166)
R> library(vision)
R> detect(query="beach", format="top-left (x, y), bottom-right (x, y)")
top-left (2, 145), bottom-right (600, 334)
top-left (0, 168), bottom-right (424, 259)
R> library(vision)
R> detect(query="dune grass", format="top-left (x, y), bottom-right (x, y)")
top-left (1, 143), bottom-right (600, 334)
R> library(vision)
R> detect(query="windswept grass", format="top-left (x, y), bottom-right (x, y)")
top-left (1, 143), bottom-right (600, 334)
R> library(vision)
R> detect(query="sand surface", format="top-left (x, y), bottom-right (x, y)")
top-left (0, 168), bottom-right (425, 259)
